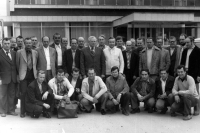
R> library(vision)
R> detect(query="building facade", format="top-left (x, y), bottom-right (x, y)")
top-left (1, 0), bottom-right (200, 44)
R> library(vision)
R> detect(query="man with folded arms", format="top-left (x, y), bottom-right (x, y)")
top-left (168, 65), bottom-right (199, 120)
top-left (80, 68), bottom-right (108, 115)
top-left (106, 66), bottom-right (131, 116)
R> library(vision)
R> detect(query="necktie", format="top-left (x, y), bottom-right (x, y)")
top-left (27, 51), bottom-right (33, 70)
top-left (91, 47), bottom-right (95, 56)
top-left (6, 52), bottom-right (12, 61)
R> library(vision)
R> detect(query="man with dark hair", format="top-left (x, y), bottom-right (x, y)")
top-left (80, 68), bottom-right (108, 115)
top-left (106, 66), bottom-right (131, 116)
top-left (16, 37), bottom-right (38, 118)
top-left (25, 70), bottom-right (54, 118)
top-left (0, 38), bottom-right (18, 117)
top-left (63, 38), bottom-right (81, 78)
top-left (31, 36), bottom-right (39, 49)
top-left (16, 35), bottom-right (24, 50)
top-left (168, 65), bottom-right (199, 120)
top-left (130, 69), bottom-right (156, 113)
top-left (98, 35), bottom-right (108, 50)
top-left (116, 36), bottom-right (125, 51)
top-left (155, 69), bottom-right (174, 114)
top-left (179, 33), bottom-right (187, 47)
top-left (10, 37), bottom-right (17, 51)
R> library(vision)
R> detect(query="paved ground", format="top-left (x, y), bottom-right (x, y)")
top-left (0, 103), bottom-right (199, 133)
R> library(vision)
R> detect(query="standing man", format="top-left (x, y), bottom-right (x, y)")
top-left (156, 38), bottom-right (170, 71)
top-left (81, 68), bottom-right (108, 115)
top-left (179, 33), bottom-right (187, 47)
top-left (16, 37), bottom-right (38, 118)
top-left (63, 38), bottom-right (81, 78)
top-left (31, 36), bottom-right (40, 49)
top-left (130, 38), bottom-right (137, 51)
top-left (10, 37), bottom-right (17, 51)
top-left (80, 36), bottom-right (105, 79)
top-left (98, 35), bottom-right (108, 50)
top-left (166, 36), bottom-right (182, 77)
top-left (122, 41), bottom-right (139, 86)
top-left (116, 36), bottom-right (126, 51)
top-left (135, 38), bottom-right (145, 56)
top-left (103, 37), bottom-right (124, 78)
top-left (168, 65), bottom-right (199, 120)
top-left (78, 37), bottom-right (85, 50)
top-left (106, 66), bottom-right (131, 116)
top-left (139, 37), bottom-right (161, 81)
top-left (16, 36), bottom-right (24, 51)
top-left (61, 37), bottom-right (70, 49)
top-left (36, 36), bottom-right (57, 82)
top-left (0, 38), bottom-right (18, 117)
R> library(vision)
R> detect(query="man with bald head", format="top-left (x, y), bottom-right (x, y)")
top-left (78, 37), bottom-right (85, 50)
top-left (80, 36), bottom-right (105, 79)
top-left (122, 41), bottom-right (139, 86)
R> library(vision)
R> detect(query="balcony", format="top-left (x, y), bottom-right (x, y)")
top-left (15, 0), bottom-right (200, 6)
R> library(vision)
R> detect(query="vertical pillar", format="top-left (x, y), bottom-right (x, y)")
top-left (132, 23), bottom-right (135, 39)
top-left (196, 23), bottom-right (200, 38)
top-left (13, 23), bottom-right (21, 37)
top-left (127, 23), bottom-right (132, 40)
top-left (65, 22), bottom-right (70, 48)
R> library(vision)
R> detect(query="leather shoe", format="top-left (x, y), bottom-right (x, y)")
top-left (183, 115), bottom-right (192, 120)
top-left (43, 112), bottom-right (51, 118)
top-left (7, 112), bottom-right (18, 116)
top-left (122, 109), bottom-right (129, 116)
top-left (1, 113), bottom-right (6, 117)
top-left (160, 108), bottom-right (168, 114)
top-left (100, 109), bottom-right (106, 115)
top-left (194, 111), bottom-right (199, 116)
top-left (20, 114), bottom-right (25, 118)
top-left (170, 112), bottom-right (177, 117)
top-left (130, 108), bottom-right (140, 114)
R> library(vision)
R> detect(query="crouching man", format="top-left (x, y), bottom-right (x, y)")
top-left (25, 70), bottom-right (54, 118)
top-left (168, 65), bottom-right (199, 120)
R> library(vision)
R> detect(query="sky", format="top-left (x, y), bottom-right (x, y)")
top-left (0, 0), bottom-right (7, 16)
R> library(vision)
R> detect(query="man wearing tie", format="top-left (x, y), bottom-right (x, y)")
top-left (0, 38), bottom-right (18, 117)
top-left (16, 38), bottom-right (38, 118)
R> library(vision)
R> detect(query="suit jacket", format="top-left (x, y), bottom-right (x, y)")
top-left (25, 80), bottom-right (53, 112)
top-left (160, 48), bottom-right (170, 71)
top-left (16, 49), bottom-right (38, 80)
top-left (36, 46), bottom-right (57, 77)
top-left (0, 49), bottom-right (17, 84)
top-left (122, 50), bottom-right (139, 77)
top-left (180, 46), bottom-right (200, 83)
top-left (68, 76), bottom-right (82, 100)
top-left (139, 46), bottom-right (161, 75)
top-left (63, 49), bottom-right (81, 75)
top-left (80, 47), bottom-right (106, 76)
top-left (155, 75), bottom-right (175, 98)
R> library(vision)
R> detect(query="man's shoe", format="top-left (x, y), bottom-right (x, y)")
top-left (170, 112), bottom-right (177, 117)
top-left (183, 115), bottom-right (192, 120)
top-left (7, 112), bottom-right (18, 116)
top-left (148, 108), bottom-right (153, 113)
top-left (160, 108), bottom-right (168, 114)
top-left (20, 114), bottom-right (25, 118)
top-left (194, 111), bottom-right (199, 116)
top-left (1, 113), bottom-right (6, 117)
top-left (130, 108), bottom-right (140, 114)
top-left (43, 112), bottom-right (51, 118)
top-left (101, 109), bottom-right (106, 115)
top-left (122, 109), bottom-right (129, 116)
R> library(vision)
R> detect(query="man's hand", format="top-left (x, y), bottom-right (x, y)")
top-left (117, 93), bottom-right (122, 103)
top-left (112, 99), bottom-right (119, 105)
top-left (93, 97), bottom-right (98, 103)
top-left (65, 73), bottom-right (69, 78)
top-left (43, 103), bottom-right (50, 109)
top-left (137, 94), bottom-right (143, 102)
top-left (133, 76), bottom-right (137, 80)
top-left (101, 75), bottom-right (105, 79)
top-left (42, 92), bottom-right (49, 100)
top-left (159, 93), bottom-right (167, 99)
top-left (76, 88), bottom-right (80, 93)
top-left (0, 80), bottom-right (2, 85)
top-left (174, 95), bottom-right (180, 103)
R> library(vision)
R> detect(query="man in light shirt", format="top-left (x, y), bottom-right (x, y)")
top-left (103, 37), bottom-right (124, 78)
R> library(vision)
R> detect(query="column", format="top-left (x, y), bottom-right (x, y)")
top-left (127, 23), bottom-right (132, 40)
top-left (13, 23), bottom-right (21, 37)
top-left (196, 23), bottom-right (200, 38)
top-left (65, 22), bottom-right (70, 48)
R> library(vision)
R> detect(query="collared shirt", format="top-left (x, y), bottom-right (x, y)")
top-left (71, 78), bottom-right (77, 88)
top-left (147, 47), bottom-right (153, 70)
top-left (170, 48), bottom-right (175, 56)
top-left (43, 46), bottom-right (51, 70)
top-left (185, 46), bottom-right (194, 69)
top-left (126, 50), bottom-right (132, 69)
top-left (37, 81), bottom-right (43, 94)
top-left (3, 48), bottom-right (12, 60)
top-left (160, 78), bottom-right (167, 94)
top-left (71, 49), bottom-right (76, 69)
top-left (55, 44), bottom-right (62, 66)
top-left (89, 46), bottom-right (95, 53)
top-left (103, 47), bottom-right (124, 75)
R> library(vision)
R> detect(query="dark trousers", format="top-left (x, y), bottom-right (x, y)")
top-left (20, 78), bottom-right (34, 115)
top-left (46, 70), bottom-right (53, 83)
top-left (168, 94), bottom-right (198, 116)
top-left (155, 98), bottom-right (169, 111)
top-left (80, 93), bottom-right (108, 111)
top-left (124, 69), bottom-right (133, 87)
top-left (130, 92), bottom-right (155, 110)
top-left (106, 92), bottom-right (131, 112)
top-left (0, 81), bottom-right (16, 114)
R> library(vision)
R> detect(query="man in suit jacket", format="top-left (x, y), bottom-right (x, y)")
top-left (80, 36), bottom-right (106, 78)
top-left (155, 69), bottom-right (174, 114)
top-left (16, 37), bottom-right (38, 118)
top-left (0, 38), bottom-right (18, 117)
top-left (36, 36), bottom-right (57, 82)
top-left (166, 36), bottom-right (182, 77)
top-left (63, 38), bottom-right (81, 78)
top-left (50, 33), bottom-right (66, 70)
top-left (123, 41), bottom-right (139, 87)
top-left (25, 70), bottom-right (54, 118)
top-left (139, 37), bottom-right (161, 81)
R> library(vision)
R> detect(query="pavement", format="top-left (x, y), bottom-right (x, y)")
top-left (0, 103), bottom-right (199, 133)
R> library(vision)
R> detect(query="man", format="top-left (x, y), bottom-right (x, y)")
top-left (179, 33), bottom-right (187, 47)
top-left (0, 38), bottom-right (18, 117)
top-left (16, 37), bottom-right (38, 118)
top-left (63, 38), bottom-right (81, 78)
top-left (10, 37), bottom-right (17, 51)
top-left (122, 41), bottom-right (139, 86)
top-left (130, 69), bottom-right (155, 113)
top-left (16, 36), bottom-right (24, 51)
top-left (31, 36), bottom-right (39, 49)
top-left (48, 69), bottom-right (74, 113)
top-left (68, 68), bottom-right (83, 101)
top-left (139, 37), bottom-right (161, 81)
top-left (103, 37), bottom-right (124, 78)
top-left (168, 65), bottom-right (199, 120)
top-left (106, 66), bottom-right (131, 116)
top-left (166, 36), bottom-right (182, 77)
top-left (135, 38), bottom-right (145, 56)
top-left (98, 35), bottom-right (108, 50)
top-left (130, 38), bottom-right (137, 51)
top-left (116, 36), bottom-right (126, 51)
top-left (155, 69), bottom-right (174, 114)
top-left (61, 37), bottom-right (70, 49)
top-left (50, 33), bottom-right (66, 69)
top-left (25, 70), bottom-right (54, 118)
top-left (81, 68), bottom-right (108, 115)
top-left (156, 38), bottom-right (170, 71)
top-left (78, 37), bottom-right (85, 50)
top-left (36, 36), bottom-right (57, 82)
top-left (80, 36), bottom-right (106, 78)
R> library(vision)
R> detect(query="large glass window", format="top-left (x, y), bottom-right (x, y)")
top-left (187, 0), bottom-right (195, 6)
top-left (57, 0), bottom-right (68, 5)
top-left (17, 0), bottom-right (30, 4)
top-left (162, 0), bottom-right (173, 6)
top-left (117, 0), bottom-right (129, 5)
top-left (196, 0), bottom-right (200, 6)
top-left (85, 0), bottom-right (98, 5)
top-left (69, 0), bottom-right (81, 5)
top-left (105, 0), bottom-right (116, 5)
top-left (151, 0), bottom-right (161, 6)
top-left (144, 0), bottom-right (150, 6)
